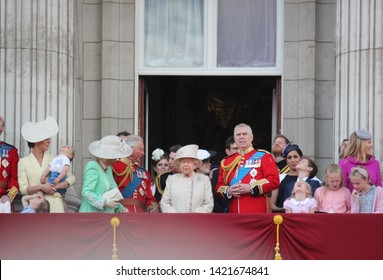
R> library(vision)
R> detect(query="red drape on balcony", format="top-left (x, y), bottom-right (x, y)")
top-left (1, 213), bottom-right (383, 260)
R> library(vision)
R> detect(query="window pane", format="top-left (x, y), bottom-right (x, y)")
top-left (144, 0), bottom-right (204, 68)
top-left (217, 0), bottom-right (277, 67)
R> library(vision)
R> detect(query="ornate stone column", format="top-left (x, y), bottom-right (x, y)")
top-left (335, 0), bottom-right (383, 160)
top-left (0, 0), bottom-right (75, 156)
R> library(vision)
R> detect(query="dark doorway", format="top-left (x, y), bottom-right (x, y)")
top-left (144, 76), bottom-right (279, 163)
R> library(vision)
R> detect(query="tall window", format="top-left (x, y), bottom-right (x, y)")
top-left (142, 0), bottom-right (279, 71)
top-left (217, 0), bottom-right (276, 67)
top-left (144, 0), bottom-right (204, 68)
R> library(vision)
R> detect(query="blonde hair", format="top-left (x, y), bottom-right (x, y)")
top-left (291, 181), bottom-right (312, 198)
top-left (350, 166), bottom-right (370, 181)
top-left (343, 132), bottom-right (370, 161)
top-left (322, 164), bottom-right (343, 188)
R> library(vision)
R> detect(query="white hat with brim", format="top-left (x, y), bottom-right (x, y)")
top-left (88, 135), bottom-right (133, 159)
top-left (172, 144), bottom-right (202, 169)
top-left (21, 116), bottom-right (59, 143)
top-left (197, 149), bottom-right (217, 161)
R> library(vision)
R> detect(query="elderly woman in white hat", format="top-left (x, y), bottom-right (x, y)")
top-left (160, 144), bottom-right (214, 213)
top-left (18, 116), bottom-right (76, 213)
top-left (79, 135), bottom-right (132, 213)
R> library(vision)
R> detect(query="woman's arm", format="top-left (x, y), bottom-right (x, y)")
top-left (18, 159), bottom-right (56, 195)
top-left (194, 176), bottom-right (214, 213)
top-left (81, 163), bottom-right (105, 210)
top-left (159, 176), bottom-right (178, 213)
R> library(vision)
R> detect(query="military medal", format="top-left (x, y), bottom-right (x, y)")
top-left (140, 181), bottom-right (146, 196)
top-left (1, 158), bottom-right (9, 168)
top-left (139, 188), bottom-right (145, 196)
top-left (250, 168), bottom-right (258, 177)
top-left (254, 158), bottom-right (261, 168)
top-left (1, 148), bottom-right (9, 158)
top-left (2, 170), bottom-right (7, 178)
top-left (249, 168), bottom-right (258, 188)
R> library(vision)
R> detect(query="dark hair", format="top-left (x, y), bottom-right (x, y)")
top-left (151, 152), bottom-right (170, 179)
top-left (27, 141), bottom-right (35, 148)
top-left (116, 131), bottom-right (131, 137)
top-left (169, 144), bottom-right (182, 153)
top-left (273, 134), bottom-right (290, 145)
top-left (301, 156), bottom-right (318, 178)
top-left (225, 136), bottom-right (235, 150)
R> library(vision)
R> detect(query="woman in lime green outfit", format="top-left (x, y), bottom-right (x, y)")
top-left (79, 135), bottom-right (132, 213)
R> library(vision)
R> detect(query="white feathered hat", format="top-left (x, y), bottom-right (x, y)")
top-left (88, 135), bottom-right (133, 159)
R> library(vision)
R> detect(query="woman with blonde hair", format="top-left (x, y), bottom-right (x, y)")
top-left (339, 129), bottom-right (382, 193)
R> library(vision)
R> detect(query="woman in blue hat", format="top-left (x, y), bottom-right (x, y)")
top-left (270, 142), bottom-right (303, 212)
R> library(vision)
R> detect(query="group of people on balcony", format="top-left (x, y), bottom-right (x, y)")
top-left (0, 115), bottom-right (382, 214)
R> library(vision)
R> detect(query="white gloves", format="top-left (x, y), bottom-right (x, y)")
top-left (104, 198), bottom-right (119, 208)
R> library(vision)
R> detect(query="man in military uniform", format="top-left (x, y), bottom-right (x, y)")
top-left (112, 135), bottom-right (158, 213)
top-left (215, 123), bottom-right (279, 213)
top-left (0, 116), bottom-right (19, 211)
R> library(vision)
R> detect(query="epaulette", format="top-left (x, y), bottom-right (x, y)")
top-left (118, 157), bottom-right (131, 165)
top-left (256, 149), bottom-right (270, 154)
top-left (221, 152), bottom-right (239, 161)
top-left (0, 142), bottom-right (14, 150)
top-left (135, 164), bottom-right (148, 173)
top-left (112, 158), bottom-right (131, 176)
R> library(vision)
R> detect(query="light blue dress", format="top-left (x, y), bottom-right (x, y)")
top-left (79, 161), bottom-right (124, 213)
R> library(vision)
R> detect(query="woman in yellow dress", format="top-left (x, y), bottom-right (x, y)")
top-left (18, 116), bottom-right (75, 212)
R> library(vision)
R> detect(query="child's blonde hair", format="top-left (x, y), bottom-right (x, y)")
top-left (322, 163), bottom-right (343, 187)
top-left (291, 181), bottom-right (313, 198)
top-left (350, 166), bottom-right (370, 181)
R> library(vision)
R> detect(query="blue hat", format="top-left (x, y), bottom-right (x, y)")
top-left (281, 142), bottom-right (303, 158)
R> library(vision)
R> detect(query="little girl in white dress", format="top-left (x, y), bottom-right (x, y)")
top-left (283, 180), bottom-right (317, 213)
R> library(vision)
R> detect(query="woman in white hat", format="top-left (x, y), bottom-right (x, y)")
top-left (160, 144), bottom-right (214, 213)
top-left (18, 116), bottom-right (76, 213)
top-left (79, 135), bottom-right (132, 213)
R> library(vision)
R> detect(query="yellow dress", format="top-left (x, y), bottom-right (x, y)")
top-left (18, 152), bottom-right (75, 213)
